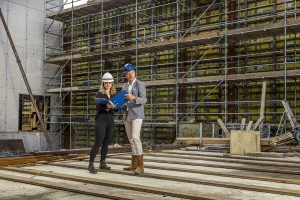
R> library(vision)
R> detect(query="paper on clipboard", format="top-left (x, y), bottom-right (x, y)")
top-left (110, 90), bottom-right (128, 109)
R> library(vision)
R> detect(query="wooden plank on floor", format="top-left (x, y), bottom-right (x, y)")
top-left (47, 162), bottom-right (300, 198)
top-left (245, 152), bottom-right (285, 158)
top-left (162, 151), bottom-right (300, 164)
top-left (141, 153), bottom-right (299, 168)
top-left (109, 155), bottom-right (300, 175)
top-left (176, 137), bottom-right (230, 144)
top-left (0, 154), bottom-right (82, 166)
top-left (175, 137), bottom-right (272, 146)
top-left (1, 167), bottom-right (231, 200)
top-left (0, 171), bottom-right (145, 200)
top-left (104, 160), bottom-right (300, 186)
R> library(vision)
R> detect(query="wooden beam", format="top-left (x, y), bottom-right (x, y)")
top-left (252, 116), bottom-right (265, 131)
top-left (30, 146), bottom-right (132, 156)
top-left (0, 154), bottom-right (89, 166)
top-left (1, 167), bottom-right (231, 200)
top-left (259, 81), bottom-right (267, 130)
top-left (246, 121), bottom-right (253, 130)
top-left (105, 159), bottom-right (300, 185)
top-left (48, 163), bottom-right (300, 198)
top-left (140, 153), bottom-right (299, 168)
top-left (245, 152), bottom-right (285, 158)
top-left (240, 118), bottom-right (246, 130)
top-left (0, 171), bottom-right (143, 200)
top-left (176, 137), bottom-right (230, 144)
top-left (217, 118), bottom-right (230, 137)
top-left (175, 137), bottom-right (272, 146)
top-left (109, 155), bottom-right (300, 175)
top-left (162, 151), bottom-right (300, 164)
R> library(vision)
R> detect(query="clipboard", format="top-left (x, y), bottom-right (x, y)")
top-left (110, 90), bottom-right (128, 109)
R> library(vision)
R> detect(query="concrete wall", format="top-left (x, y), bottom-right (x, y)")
top-left (0, 0), bottom-right (62, 152)
top-left (0, 131), bottom-right (60, 153)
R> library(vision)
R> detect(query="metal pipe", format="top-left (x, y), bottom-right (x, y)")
top-left (70, 0), bottom-right (74, 149)
top-left (175, 0), bottom-right (179, 137)
top-left (136, 0), bottom-right (138, 74)
top-left (284, 1), bottom-right (287, 101)
top-left (224, 0), bottom-right (228, 124)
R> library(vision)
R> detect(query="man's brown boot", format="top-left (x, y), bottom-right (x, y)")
top-left (134, 154), bottom-right (144, 175)
top-left (123, 155), bottom-right (137, 171)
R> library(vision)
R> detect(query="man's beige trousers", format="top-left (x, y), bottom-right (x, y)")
top-left (124, 115), bottom-right (143, 155)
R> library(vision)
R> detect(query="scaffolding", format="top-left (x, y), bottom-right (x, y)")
top-left (44, 0), bottom-right (300, 149)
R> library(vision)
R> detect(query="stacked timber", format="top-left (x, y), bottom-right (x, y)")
top-left (174, 137), bottom-right (273, 146)
top-left (270, 132), bottom-right (295, 146)
top-left (174, 136), bottom-right (293, 152)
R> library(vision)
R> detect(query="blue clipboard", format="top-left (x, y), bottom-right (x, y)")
top-left (110, 90), bottom-right (129, 109)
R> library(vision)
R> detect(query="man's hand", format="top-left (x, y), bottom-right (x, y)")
top-left (125, 94), bottom-right (136, 100)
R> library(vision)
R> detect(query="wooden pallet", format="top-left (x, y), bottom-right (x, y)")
top-left (270, 132), bottom-right (295, 146)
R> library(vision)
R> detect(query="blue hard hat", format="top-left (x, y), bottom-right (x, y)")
top-left (124, 63), bottom-right (136, 73)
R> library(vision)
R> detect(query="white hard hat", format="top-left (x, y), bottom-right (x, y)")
top-left (102, 72), bottom-right (114, 82)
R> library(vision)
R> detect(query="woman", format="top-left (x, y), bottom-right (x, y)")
top-left (88, 72), bottom-right (116, 174)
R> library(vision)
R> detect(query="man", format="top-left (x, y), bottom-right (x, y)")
top-left (122, 63), bottom-right (147, 175)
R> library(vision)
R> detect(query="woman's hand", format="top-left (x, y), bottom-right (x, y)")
top-left (106, 103), bottom-right (116, 109)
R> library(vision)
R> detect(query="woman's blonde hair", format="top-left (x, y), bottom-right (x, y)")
top-left (99, 82), bottom-right (117, 96)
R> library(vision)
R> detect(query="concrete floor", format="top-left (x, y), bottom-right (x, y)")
top-left (0, 166), bottom-right (183, 200)
top-left (1, 150), bottom-right (300, 199)
top-left (0, 179), bottom-right (108, 200)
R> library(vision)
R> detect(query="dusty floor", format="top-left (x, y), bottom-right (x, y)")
top-left (1, 149), bottom-right (300, 199)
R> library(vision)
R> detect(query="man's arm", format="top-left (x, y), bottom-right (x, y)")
top-left (135, 82), bottom-right (147, 105)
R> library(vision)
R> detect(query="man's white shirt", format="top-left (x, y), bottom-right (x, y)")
top-left (127, 78), bottom-right (136, 94)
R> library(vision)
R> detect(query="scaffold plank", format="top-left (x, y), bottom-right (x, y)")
top-left (46, 69), bottom-right (300, 93)
top-left (46, 19), bottom-right (300, 64)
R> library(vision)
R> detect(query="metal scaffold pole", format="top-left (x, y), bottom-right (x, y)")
top-left (224, 0), bottom-right (228, 124)
top-left (70, 0), bottom-right (74, 149)
top-left (0, 8), bottom-right (52, 150)
top-left (175, 0), bottom-right (179, 137)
